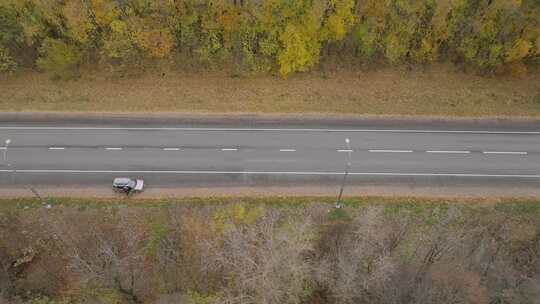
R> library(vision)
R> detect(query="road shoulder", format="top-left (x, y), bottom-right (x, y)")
top-left (1, 111), bottom-right (540, 132)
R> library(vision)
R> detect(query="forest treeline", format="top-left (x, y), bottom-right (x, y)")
top-left (0, 0), bottom-right (539, 78)
top-left (1, 200), bottom-right (540, 304)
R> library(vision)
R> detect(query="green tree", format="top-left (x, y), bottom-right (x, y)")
top-left (0, 5), bottom-right (23, 50)
top-left (101, 20), bottom-right (140, 66)
top-left (196, 1), bottom-right (230, 67)
top-left (36, 38), bottom-right (81, 79)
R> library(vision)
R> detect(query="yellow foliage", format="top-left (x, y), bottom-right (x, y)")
top-left (321, 0), bottom-right (355, 42)
top-left (4, 0), bottom-right (538, 75)
top-left (13, 0), bottom-right (61, 45)
top-left (490, 0), bottom-right (522, 11)
top-left (505, 38), bottom-right (532, 63)
top-left (413, 38), bottom-right (438, 63)
top-left (385, 33), bottom-right (407, 63)
top-left (432, 0), bottom-right (453, 42)
top-left (32, 0), bottom-right (63, 28)
top-left (217, 8), bottom-right (241, 34)
top-left (216, 7), bottom-right (241, 48)
top-left (110, 20), bottom-right (128, 35)
top-left (90, 0), bottom-right (118, 27)
top-left (212, 204), bottom-right (264, 233)
top-left (508, 62), bottom-right (527, 76)
top-left (62, 0), bottom-right (95, 44)
top-left (136, 29), bottom-right (174, 59)
top-left (102, 20), bottom-right (139, 62)
top-left (278, 18), bottom-right (321, 76)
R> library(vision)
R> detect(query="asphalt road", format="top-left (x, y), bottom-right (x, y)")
top-left (1, 118), bottom-right (539, 194)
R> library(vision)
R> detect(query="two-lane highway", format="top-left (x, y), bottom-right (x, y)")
top-left (1, 121), bottom-right (539, 193)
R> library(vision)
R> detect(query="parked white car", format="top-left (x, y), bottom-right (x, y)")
top-left (112, 178), bottom-right (144, 195)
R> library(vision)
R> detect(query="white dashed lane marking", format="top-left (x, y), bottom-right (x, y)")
top-left (369, 149), bottom-right (413, 153)
top-left (483, 151), bottom-right (528, 155)
top-left (426, 150), bottom-right (471, 154)
top-left (6, 146), bottom-right (535, 156)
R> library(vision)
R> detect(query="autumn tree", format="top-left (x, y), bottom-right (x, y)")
top-left (0, 4), bottom-right (23, 72)
top-left (208, 207), bottom-right (315, 304)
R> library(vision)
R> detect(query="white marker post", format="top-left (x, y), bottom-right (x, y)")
top-left (336, 138), bottom-right (352, 208)
top-left (3, 139), bottom-right (11, 166)
top-left (3, 138), bottom-right (49, 207)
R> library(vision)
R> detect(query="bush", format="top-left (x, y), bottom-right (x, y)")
top-left (0, 47), bottom-right (17, 73)
top-left (0, 5), bottom-right (23, 49)
top-left (36, 38), bottom-right (81, 79)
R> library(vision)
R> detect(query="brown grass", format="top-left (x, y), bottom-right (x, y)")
top-left (1, 65), bottom-right (539, 117)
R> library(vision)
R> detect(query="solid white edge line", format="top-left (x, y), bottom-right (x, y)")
top-left (221, 148), bottom-right (238, 151)
top-left (483, 151), bottom-right (528, 155)
top-left (48, 147), bottom-right (65, 150)
top-left (369, 150), bottom-right (413, 153)
top-left (1, 126), bottom-right (539, 135)
top-left (337, 149), bottom-right (353, 152)
top-left (426, 150), bottom-right (471, 154)
top-left (279, 149), bottom-right (296, 152)
top-left (0, 169), bottom-right (539, 178)
top-left (105, 147), bottom-right (122, 150)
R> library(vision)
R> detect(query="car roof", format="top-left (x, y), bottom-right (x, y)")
top-left (113, 178), bottom-right (132, 185)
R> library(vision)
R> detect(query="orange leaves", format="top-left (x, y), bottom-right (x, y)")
top-left (136, 29), bottom-right (174, 59)
top-left (217, 7), bottom-right (242, 34)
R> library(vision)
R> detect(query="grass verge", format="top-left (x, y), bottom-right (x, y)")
top-left (2, 196), bottom-right (539, 217)
top-left (1, 66), bottom-right (539, 118)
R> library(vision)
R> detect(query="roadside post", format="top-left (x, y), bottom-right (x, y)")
top-left (3, 139), bottom-right (50, 207)
top-left (336, 138), bottom-right (352, 208)
top-left (3, 139), bottom-right (11, 166)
